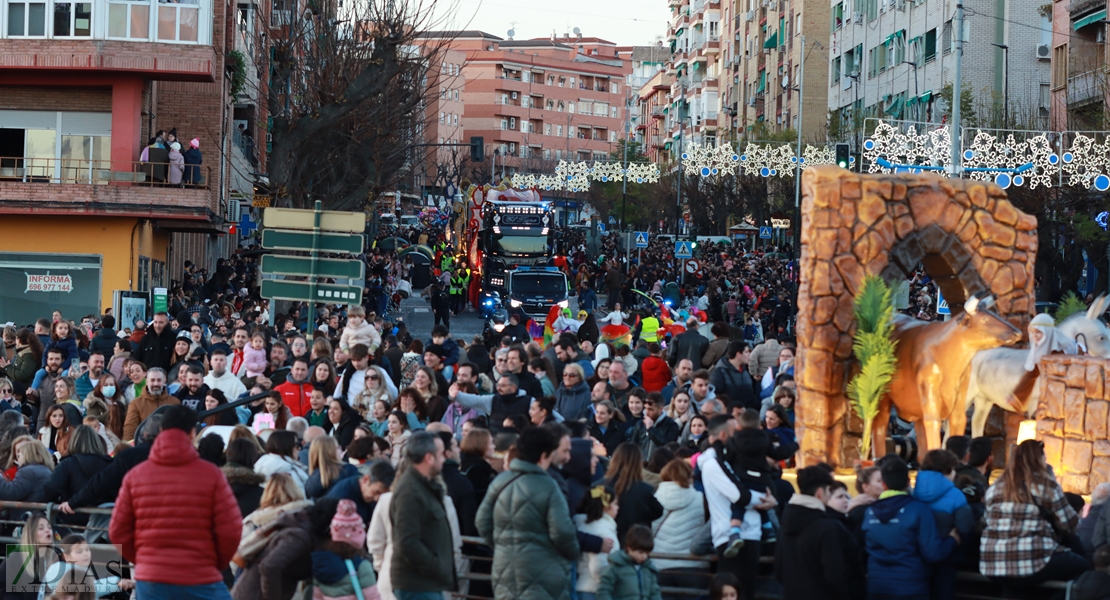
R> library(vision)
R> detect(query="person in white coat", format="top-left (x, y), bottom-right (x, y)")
top-left (652, 458), bottom-right (709, 592)
top-left (368, 461), bottom-right (467, 600)
top-left (573, 484), bottom-right (620, 600)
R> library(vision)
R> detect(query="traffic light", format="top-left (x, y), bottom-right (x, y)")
top-left (835, 143), bottom-right (851, 169)
top-left (470, 136), bottom-right (485, 162)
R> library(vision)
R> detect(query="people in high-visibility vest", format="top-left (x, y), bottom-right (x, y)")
top-left (639, 312), bottom-right (661, 343)
top-left (451, 267), bottom-right (470, 315)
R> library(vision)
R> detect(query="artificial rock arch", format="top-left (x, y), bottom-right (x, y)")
top-left (795, 165), bottom-right (1038, 466)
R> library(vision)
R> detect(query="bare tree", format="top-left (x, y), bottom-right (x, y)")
top-left (259, 0), bottom-right (455, 209)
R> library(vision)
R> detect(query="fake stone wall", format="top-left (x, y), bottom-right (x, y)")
top-left (1036, 355), bottom-right (1110, 495)
top-left (795, 166), bottom-right (1038, 466)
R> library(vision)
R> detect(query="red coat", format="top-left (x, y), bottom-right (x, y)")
top-left (109, 428), bottom-right (242, 585)
top-left (275, 379), bottom-right (313, 418)
top-left (640, 356), bottom-right (673, 393)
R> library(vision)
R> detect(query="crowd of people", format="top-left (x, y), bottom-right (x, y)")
top-left (0, 225), bottom-right (1100, 600)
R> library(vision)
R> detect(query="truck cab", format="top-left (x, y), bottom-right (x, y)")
top-left (504, 267), bottom-right (568, 323)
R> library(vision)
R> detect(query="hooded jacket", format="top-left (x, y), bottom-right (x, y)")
top-left (773, 494), bottom-right (865, 600)
top-left (596, 549), bottom-right (661, 600)
top-left (861, 492), bottom-right (956, 597)
top-left (222, 463), bottom-right (266, 517)
top-left (230, 509), bottom-right (314, 600)
top-left (639, 356), bottom-right (672, 393)
top-left (912, 470), bottom-right (975, 540)
top-left (109, 428), bottom-right (242, 585)
top-left (340, 320), bottom-right (382, 354)
top-left (651, 481), bottom-right (708, 571)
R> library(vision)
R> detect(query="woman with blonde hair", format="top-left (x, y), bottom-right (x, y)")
top-left (352, 365), bottom-right (395, 418)
top-left (0, 434), bottom-right (54, 501)
top-left (0, 512), bottom-right (57, 588)
top-left (304, 435), bottom-right (358, 499)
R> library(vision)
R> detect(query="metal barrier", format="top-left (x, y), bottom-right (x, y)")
top-left (0, 157), bottom-right (211, 188)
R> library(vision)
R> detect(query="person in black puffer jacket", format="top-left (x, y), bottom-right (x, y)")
top-left (41, 425), bottom-right (112, 526)
top-left (88, 316), bottom-right (119, 358)
top-left (222, 438), bottom-right (266, 517)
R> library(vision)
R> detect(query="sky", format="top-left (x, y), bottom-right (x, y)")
top-left (430, 0), bottom-right (673, 47)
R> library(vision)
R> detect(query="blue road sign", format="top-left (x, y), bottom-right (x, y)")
top-left (759, 226), bottom-right (772, 239)
top-left (609, 216), bottom-right (616, 224)
top-left (635, 232), bottom-right (649, 248)
top-left (675, 240), bottom-right (693, 259)
top-left (597, 222), bottom-right (606, 232)
top-left (937, 290), bottom-right (950, 315)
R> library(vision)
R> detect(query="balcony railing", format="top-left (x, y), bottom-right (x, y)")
top-left (0, 157), bottom-right (210, 188)
top-left (0, 0), bottom-right (213, 44)
top-left (1068, 69), bottom-right (1105, 106)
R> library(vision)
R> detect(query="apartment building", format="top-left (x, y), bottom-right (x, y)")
top-left (417, 31), bottom-right (630, 177)
top-left (638, 69), bottom-right (676, 162)
top-left (666, 0), bottom-right (725, 150)
top-left (0, 0), bottom-right (234, 322)
top-left (625, 44), bottom-right (672, 161)
top-left (827, 0), bottom-right (1051, 146)
top-left (1052, 0), bottom-right (1108, 131)
top-left (726, 0), bottom-right (830, 141)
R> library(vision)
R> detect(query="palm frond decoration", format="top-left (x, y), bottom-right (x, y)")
top-left (846, 275), bottom-right (898, 460)
top-left (1054, 292), bottom-right (1086, 323)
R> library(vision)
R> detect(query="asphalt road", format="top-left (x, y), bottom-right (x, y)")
top-left (391, 296), bottom-right (486, 342)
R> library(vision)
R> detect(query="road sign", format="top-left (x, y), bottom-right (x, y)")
top-left (261, 255), bottom-right (365, 279)
top-left (675, 240), bottom-right (693, 259)
top-left (261, 279), bottom-right (363, 304)
top-left (597, 222), bottom-right (606, 232)
top-left (684, 259), bottom-right (700, 274)
top-left (608, 216), bottom-right (616, 225)
top-left (263, 207), bottom-right (365, 232)
top-left (937, 290), bottom-right (950, 315)
top-left (261, 229), bottom-right (364, 254)
top-left (635, 232), bottom-right (649, 248)
top-left (759, 226), bottom-right (773, 239)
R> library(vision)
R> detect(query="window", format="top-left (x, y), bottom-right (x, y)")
top-left (832, 56), bottom-right (841, 83)
top-left (1040, 83), bottom-right (1051, 117)
top-left (138, 257), bottom-right (150, 292)
top-left (545, 124), bottom-right (551, 135)
top-left (942, 21), bottom-right (951, 54)
top-left (611, 106), bottom-right (618, 118)
top-left (441, 89), bottom-right (447, 99)
top-left (558, 76), bottom-right (566, 87)
top-left (831, 2), bottom-right (843, 31)
top-left (609, 131), bottom-right (616, 142)
top-left (453, 114), bottom-right (458, 125)
top-left (556, 125), bottom-right (563, 137)
top-left (500, 119), bottom-right (507, 130)
top-left (501, 93), bottom-right (508, 105)
top-left (924, 29), bottom-right (936, 62)
top-left (53, 0), bottom-right (92, 36)
top-left (107, 0), bottom-right (150, 38)
top-left (568, 102), bottom-right (575, 114)
top-left (611, 82), bottom-right (618, 93)
top-left (509, 117), bottom-right (516, 129)
top-left (522, 72), bottom-right (530, 83)
top-left (454, 90), bottom-right (459, 101)
top-left (1052, 44), bottom-right (1067, 88)
top-left (569, 77), bottom-right (575, 87)
top-left (555, 150), bottom-right (562, 160)
top-left (548, 75), bottom-right (555, 85)
top-left (439, 112), bottom-right (444, 124)
top-left (7, 1), bottom-right (46, 35)
top-left (156, 0), bottom-right (199, 42)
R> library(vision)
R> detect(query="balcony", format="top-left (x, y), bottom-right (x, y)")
top-left (1068, 69), bottom-right (1106, 106)
top-left (0, 157), bottom-right (213, 218)
top-left (1070, 0), bottom-right (1105, 18)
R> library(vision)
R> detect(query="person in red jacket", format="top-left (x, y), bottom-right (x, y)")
top-left (274, 356), bottom-right (313, 417)
top-left (109, 405), bottom-right (241, 599)
top-left (639, 342), bottom-right (673, 394)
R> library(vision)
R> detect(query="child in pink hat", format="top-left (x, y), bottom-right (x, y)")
top-left (312, 499), bottom-right (380, 600)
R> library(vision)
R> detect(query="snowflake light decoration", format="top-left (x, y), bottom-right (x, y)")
top-left (555, 160), bottom-right (592, 192)
top-left (682, 143), bottom-right (738, 177)
top-left (589, 162), bottom-right (626, 183)
top-left (1060, 134), bottom-right (1110, 191)
top-left (626, 162), bottom-right (661, 184)
top-left (803, 145), bottom-right (835, 168)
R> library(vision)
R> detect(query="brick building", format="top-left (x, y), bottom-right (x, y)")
top-left (0, 0), bottom-right (235, 321)
top-left (1051, 0), bottom-right (1108, 131)
top-left (417, 31), bottom-right (631, 177)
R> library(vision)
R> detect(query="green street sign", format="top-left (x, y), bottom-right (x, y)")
top-left (261, 279), bottom-right (363, 304)
top-left (261, 255), bottom-right (365, 279)
top-left (261, 229), bottom-right (363, 254)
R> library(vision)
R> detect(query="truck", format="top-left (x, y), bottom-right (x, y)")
top-left (503, 267), bottom-right (568, 323)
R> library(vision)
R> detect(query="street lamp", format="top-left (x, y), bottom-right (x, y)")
top-left (846, 71), bottom-right (860, 151)
top-left (992, 43), bottom-right (1009, 128)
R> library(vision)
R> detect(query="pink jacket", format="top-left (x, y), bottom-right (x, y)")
top-left (242, 345), bottom-right (268, 377)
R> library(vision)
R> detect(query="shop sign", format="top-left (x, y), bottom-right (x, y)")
top-left (26, 273), bottom-right (73, 293)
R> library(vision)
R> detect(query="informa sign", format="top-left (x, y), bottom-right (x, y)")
top-left (25, 273), bottom-right (73, 293)
top-left (0, 253), bottom-right (101, 326)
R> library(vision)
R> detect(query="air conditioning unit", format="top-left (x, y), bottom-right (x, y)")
top-left (511, 91), bottom-right (518, 99)
top-left (895, 0), bottom-right (905, 10)
top-left (748, 97), bottom-right (757, 107)
top-left (767, 0), bottom-right (777, 9)
top-left (227, 198), bottom-right (241, 222)
top-left (1036, 43), bottom-right (1050, 59)
top-left (744, 10), bottom-right (754, 21)
top-left (853, 11), bottom-right (863, 23)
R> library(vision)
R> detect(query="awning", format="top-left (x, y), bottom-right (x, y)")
top-left (920, 90), bottom-right (932, 103)
top-left (1074, 9), bottom-right (1106, 30)
top-left (756, 70), bottom-right (766, 92)
top-left (884, 96), bottom-right (904, 119)
top-left (763, 31), bottom-right (778, 48)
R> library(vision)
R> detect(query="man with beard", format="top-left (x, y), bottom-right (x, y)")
top-left (123, 368), bottom-right (179, 441)
top-left (75, 352), bottom-right (106, 400)
top-left (173, 365), bottom-right (210, 412)
top-left (267, 342), bottom-right (291, 386)
top-left (204, 349), bottom-right (247, 400)
top-left (448, 373), bottom-right (532, 426)
top-left (135, 312), bottom-right (176, 372)
top-left (230, 327), bottom-right (249, 376)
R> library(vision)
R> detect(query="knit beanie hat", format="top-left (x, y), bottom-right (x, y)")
top-left (330, 499), bottom-right (366, 549)
top-left (190, 138), bottom-right (200, 149)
